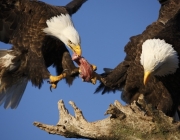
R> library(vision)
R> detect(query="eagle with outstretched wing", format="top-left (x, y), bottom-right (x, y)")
top-left (0, 0), bottom-right (87, 109)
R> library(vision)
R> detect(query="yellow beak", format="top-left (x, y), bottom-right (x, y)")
top-left (143, 71), bottom-right (151, 85)
top-left (69, 44), bottom-right (82, 56)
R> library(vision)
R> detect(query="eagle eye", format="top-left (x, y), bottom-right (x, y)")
top-left (68, 40), bottom-right (72, 44)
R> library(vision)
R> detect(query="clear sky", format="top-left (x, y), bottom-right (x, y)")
top-left (0, 0), bottom-right (160, 140)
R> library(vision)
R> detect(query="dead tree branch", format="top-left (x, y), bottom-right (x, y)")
top-left (34, 95), bottom-right (180, 140)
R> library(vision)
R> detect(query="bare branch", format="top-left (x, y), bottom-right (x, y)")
top-left (34, 96), bottom-right (180, 140)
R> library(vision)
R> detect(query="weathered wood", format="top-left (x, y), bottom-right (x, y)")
top-left (34, 95), bottom-right (180, 140)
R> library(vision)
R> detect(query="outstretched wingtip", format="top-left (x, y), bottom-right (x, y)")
top-left (0, 78), bottom-right (28, 109)
top-left (158, 0), bottom-right (168, 5)
top-left (65, 0), bottom-right (87, 15)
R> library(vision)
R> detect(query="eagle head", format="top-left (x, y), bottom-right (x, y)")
top-left (140, 39), bottom-right (179, 85)
top-left (43, 14), bottom-right (81, 56)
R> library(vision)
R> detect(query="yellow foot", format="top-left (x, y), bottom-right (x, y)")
top-left (91, 76), bottom-right (97, 85)
top-left (48, 73), bottom-right (66, 91)
top-left (90, 64), bottom-right (97, 84)
top-left (91, 64), bottom-right (97, 71)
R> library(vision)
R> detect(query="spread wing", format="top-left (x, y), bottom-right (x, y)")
top-left (0, 0), bottom-right (86, 109)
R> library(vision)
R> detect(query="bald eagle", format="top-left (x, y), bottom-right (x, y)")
top-left (0, 0), bottom-right (87, 109)
top-left (95, 0), bottom-right (180, 118)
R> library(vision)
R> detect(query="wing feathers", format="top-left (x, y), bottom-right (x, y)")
top-left (65, 0), bottom-right (87, 15)
top-left (0, 49), bottom-right (28, 109)
top-left (95, 61), bottom-right (129, 94)
top-left (0, 0), bottom-right (87, 109)
top-left (1, 78), bottom-right (28, 109)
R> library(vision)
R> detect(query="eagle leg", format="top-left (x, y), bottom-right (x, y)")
top-left (71, 67), bottom-right (79, 76)
top-left (49, 73), bottom-right (67, 91)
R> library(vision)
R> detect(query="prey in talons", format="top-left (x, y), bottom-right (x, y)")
top-left (72, 53), bottom-right (98, 84)
top-left (48, 53), bottom-right (99, 90)
top-left (79, 64), bottom-right (97, 84)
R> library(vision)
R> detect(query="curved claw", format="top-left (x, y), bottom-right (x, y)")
top-left (50, 85), bottom-right (52, 92)
top-left (47, 80), bottom-right (56, 92)
top-left (48, 73), bottom-right (67, 91)
top-left (50, 83), bottom-right (57, 92)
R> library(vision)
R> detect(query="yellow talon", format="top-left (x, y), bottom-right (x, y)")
top-left (49, 73), bottom-right (67, 90)
top-left (51, 83), bottom-right (57, 89)
top-left (91, 64), bottom-right (97, 71)
top-left (50, 73), bottom-right (66, 83)
top-left (91, 76), bottom-right (97, 85)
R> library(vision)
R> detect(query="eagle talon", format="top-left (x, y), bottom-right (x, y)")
top-left (48, 73), bottom-right (67, 90)
top-left (50, 83), bottom-right (57, 92)
top-left (92, 64), bottom-right (97, 71)
top-left (50, 86), bottom-right (52, 92)
top-left (49, 74), bottom-right (66, 83)
top-left (91, 76), bottom-right (97, 85)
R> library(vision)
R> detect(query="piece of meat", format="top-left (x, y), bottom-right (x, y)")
top-left (72, 53), bottom-right (94, 82)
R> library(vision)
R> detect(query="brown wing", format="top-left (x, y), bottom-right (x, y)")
top-left (95, 0), bottom-right (180, 117)
top-left (0, 0), bottom-right (86, 108)
top-left (65, 0), bottom-right (87, 15)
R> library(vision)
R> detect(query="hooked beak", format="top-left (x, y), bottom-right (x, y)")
top-left (143, 71), bottom-right (151, 85)
top-left (69, 44), bottom-right (82, 56)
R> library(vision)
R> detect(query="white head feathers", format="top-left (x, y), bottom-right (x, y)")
top-left (43, 14), bottom-right (80, 46)
top-left (140, 39), bottom-right (179, 76)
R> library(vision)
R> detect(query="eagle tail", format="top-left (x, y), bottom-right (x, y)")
top-left (65, 0), bottom-right (87, 15)
top-left (0, 49), bottom-right (28, 109)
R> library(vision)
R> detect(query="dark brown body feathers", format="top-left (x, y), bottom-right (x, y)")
top-left (95, 0), bottom-right (180, 117)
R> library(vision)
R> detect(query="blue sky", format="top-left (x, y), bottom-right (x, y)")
top-left (0, 0), bottom-right (160, 140)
